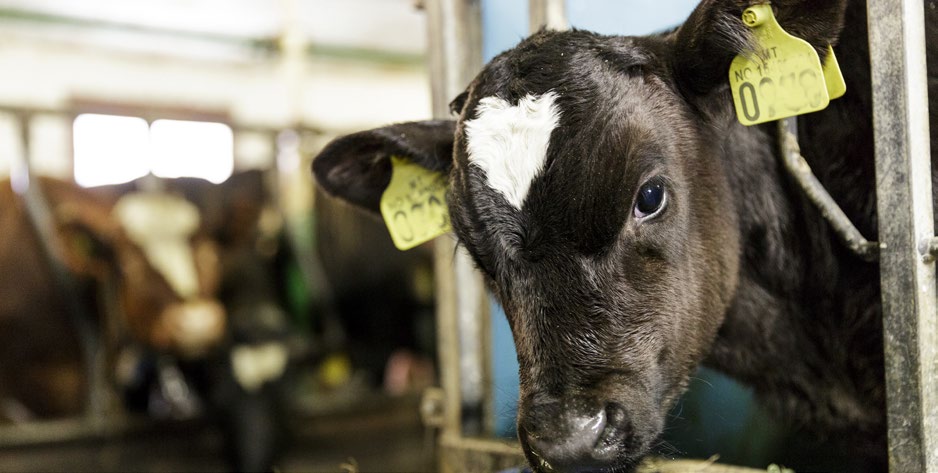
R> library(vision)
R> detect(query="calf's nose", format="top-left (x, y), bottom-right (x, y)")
top-left (521, 401), bottom-right (631, 472)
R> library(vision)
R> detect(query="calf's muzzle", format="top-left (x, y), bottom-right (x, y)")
top-left (520, 397), bottom-right (637, 472)
top-left (161, 299), bottom-right (226, 357)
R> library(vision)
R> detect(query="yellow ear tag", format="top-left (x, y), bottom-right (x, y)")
top-left (823, 44), bottom-right (847, 100)
top-left (380, 156), bottom-right (451, 251)
top-left (729, 4), bottom-right (837, 126)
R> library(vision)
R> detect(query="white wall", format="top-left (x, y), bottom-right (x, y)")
top-left (0, 25), bottom-right (432, 180)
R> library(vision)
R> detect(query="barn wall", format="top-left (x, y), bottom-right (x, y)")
top-left (0, 27), bottom-right (432, 180)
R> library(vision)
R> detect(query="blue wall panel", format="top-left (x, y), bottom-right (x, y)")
top-left (481, 0), bottom-right (528, 62)
top-left (566, 0), bottom-right (699, 35)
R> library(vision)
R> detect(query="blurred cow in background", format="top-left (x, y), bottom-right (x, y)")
top-left (119, 170), bottom-right (294, 472)
top-left (0, 172), bottom-right (292, 471)
top-left (0, 176), bottom-right (226, 420)
top-left (159, 170), bottom-right (293, 472)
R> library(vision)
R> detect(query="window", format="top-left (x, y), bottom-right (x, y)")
top-left (73, 114), bottom-right (150, 187)
top-left (150, 119), bottom-right (233, 183)
top-left (73, 113), bottom-right (233, 187)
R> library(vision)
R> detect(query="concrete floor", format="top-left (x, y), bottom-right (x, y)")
top-left (0, 395), bottom-right (436, 472)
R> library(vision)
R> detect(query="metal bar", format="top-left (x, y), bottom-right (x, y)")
top-left (447, 0), bottom-right (488, 437)
top-left (528, 0), bottom-right (568, 33)
top-left (439, 433), bottom-right (526, 473)
top-left (0, 105), bottom-right (325, 136)
top-left (430, 241), bottom-right (461, 439)
top-left (776, 118), bottom-right (879, 261)
top-left (0, 7), bottom-right (425, 65)
top-left (426, 0), bottom-right (482, 117)
top-left (11, 113), bottom-right (105, 422)
top-left (424, 0), bottom-right (488, 454)
top-left (479, 285), bottom-right (494, 435)
top-left (0, 416), bottom-right (209, 447)
top-left (0, 418), bottom-right (126, 447)
top-left (454, 250), bottom-right (490, 436)
top-left (0, 7), bottom-right (272, 48)
top-left (867, 0), bottom-right (937, 471)
top-left (425, 0), bottom-right (460, 444)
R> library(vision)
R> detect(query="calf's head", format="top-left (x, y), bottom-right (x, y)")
top-left (313, 1), bottom-right (846, 470)
top-left (57, 189), bottom-right (225, 358)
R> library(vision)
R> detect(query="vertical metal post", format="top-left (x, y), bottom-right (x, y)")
top-left (426, 0), bottom-right (482, 118)
top-left (867, 0), bottom-right (937, 471)
top-left (528, 0), bottom-right (568, 32)
top-left (425, 0), bottom-right (490, 469)
top-left (12, 114), bottom-right (105, 422)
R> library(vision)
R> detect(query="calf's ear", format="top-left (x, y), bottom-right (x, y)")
top-left (312, 120), bottom-right (456, 215)
top-left (672, 0), bottom-right (848, 97)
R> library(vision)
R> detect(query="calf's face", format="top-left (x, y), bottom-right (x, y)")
top-left (313, 1), bottom-right (847, 469)
top-left (448, 35), bottom-right (743, 470)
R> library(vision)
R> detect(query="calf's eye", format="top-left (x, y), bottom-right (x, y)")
top-left (634, 178), bottom-right (666, 219)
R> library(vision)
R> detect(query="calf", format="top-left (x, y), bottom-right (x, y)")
top-left (0, 177), bottom-right (226, 420)
top-left (313, 0), bottom-right (937, 471)
top-left (162, 171), bottom-right (293, 472)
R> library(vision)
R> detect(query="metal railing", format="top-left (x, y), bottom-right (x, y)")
top-left (422, 0), bottom-right (504, 470)
top-left (868, 0), bottom-right (937, 471)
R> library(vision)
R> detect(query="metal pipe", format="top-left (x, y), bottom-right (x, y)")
top-left (0, 105), bottom-right (324, 136)
top-left (0, 7), bottom-right (425, 65)
top-left (0, 7), bottom-right (271, 48)
top-left (11, 113), bottom-right (106, 422)
top-left (424, 0), bottom-right (488, 457)
top-left (454, 249), bottom-right (490, 436)
top-left (528, 0), bottom-right (568, 33)
top-left (776, 118), bottom-right (879, 261)
top-left (867, 0), bottom-right (937, 471)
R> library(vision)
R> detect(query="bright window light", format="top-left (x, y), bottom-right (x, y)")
top-left (150, 119), bottom-right (233, 184)
top-left (73, 114), bottom-right (150, 187)
top-left (73, 115), bottom-right (234, 187)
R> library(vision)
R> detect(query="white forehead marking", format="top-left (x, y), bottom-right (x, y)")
top-left (464, 91), bottom-right (561, 209)
top-left (113, 192), bottom-right (202, 299)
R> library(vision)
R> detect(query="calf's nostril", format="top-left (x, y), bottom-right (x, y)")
top-left (605, 402), bottom-right (628, 429)
top-left (595, 402), bottom-right (631, 452)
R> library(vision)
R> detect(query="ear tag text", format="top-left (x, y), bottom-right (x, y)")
top-left (729, 4), bottom-right (846, 126)
top-left (380, 156), bottom-right (451, 251)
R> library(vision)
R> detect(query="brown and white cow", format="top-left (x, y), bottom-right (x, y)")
top-left (0, 176), bottom-right (226, 420)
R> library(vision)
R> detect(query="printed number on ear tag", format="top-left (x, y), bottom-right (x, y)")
top-left (380, 156), bottom-right (451, 251)
top-left (729, 4), bottom-right (846, 126)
